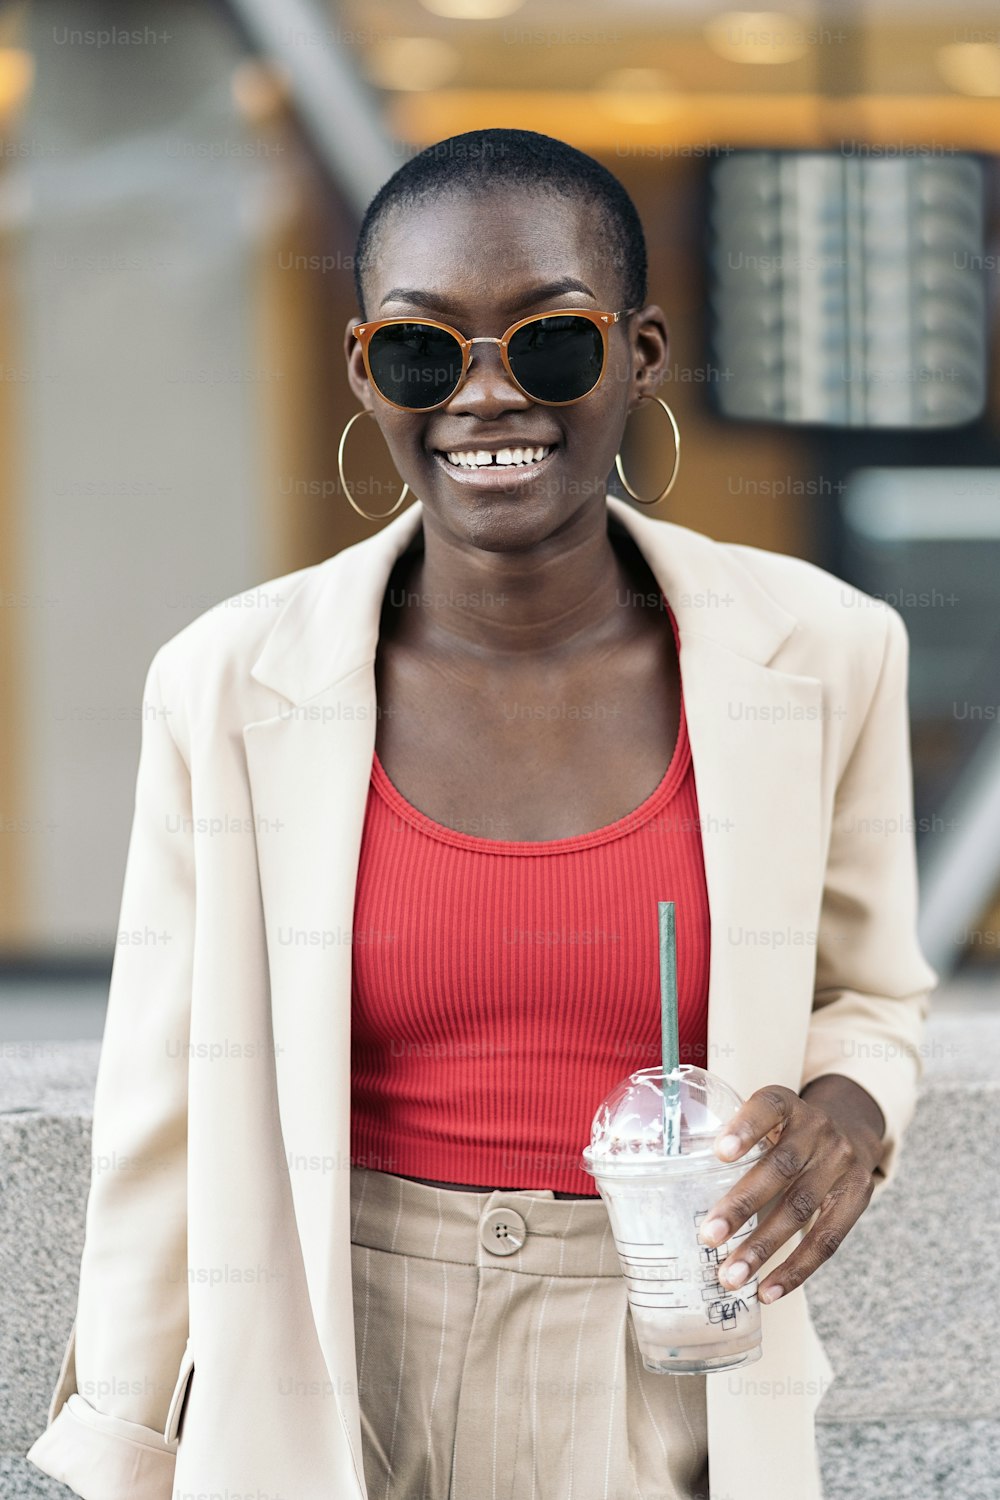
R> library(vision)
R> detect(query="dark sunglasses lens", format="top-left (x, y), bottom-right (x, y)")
top-left (367, 323), bottom-right (463, 409)
top-left (507, 316), bottom-right (605, 402)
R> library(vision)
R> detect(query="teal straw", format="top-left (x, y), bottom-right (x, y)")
top-left (658, 901), bottom-right (682, 1154)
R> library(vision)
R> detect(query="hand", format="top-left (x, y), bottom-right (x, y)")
top-left (697, 1078), bottom-right (884, 1305)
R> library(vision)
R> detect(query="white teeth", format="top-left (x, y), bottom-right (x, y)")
top-left (443, 444), bottom-right (552, 468)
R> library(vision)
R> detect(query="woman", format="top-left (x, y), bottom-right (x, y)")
top-left (27, 129), bottom-right (936, 1500)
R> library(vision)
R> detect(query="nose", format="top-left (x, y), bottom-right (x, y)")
top-left (445, 340), bottom-right (533, 416)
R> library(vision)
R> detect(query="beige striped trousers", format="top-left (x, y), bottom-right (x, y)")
top-left (349, 1164), bottom-right (710, 1500)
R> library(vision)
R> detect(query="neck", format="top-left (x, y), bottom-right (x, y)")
top-left (390, 503), bottom-right (645, 662)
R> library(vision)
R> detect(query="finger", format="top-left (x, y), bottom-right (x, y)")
top-left (715, 1155), bottom-right (846, 1291)
top-left (699, 1119), bottom-right (827, 1247)
top-left (714, 1085), bottom-right (799, 1162)
top-left (754, 1165), bottom-right (874, 1302)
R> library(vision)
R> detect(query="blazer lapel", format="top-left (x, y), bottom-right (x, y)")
top-left (242, 506), bottom-right (425, 1463)
top-left (683, 630), bottom-right (826, 1094)
top-left (606, 498), bottom-right (827, 1099)
top-left (242, 495), bottom-right (826, 1469)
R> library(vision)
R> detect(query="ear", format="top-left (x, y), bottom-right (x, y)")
top-left (628, 303), bottom-right (670, 408)
top-left (343, 317), bottom-right (374, 410)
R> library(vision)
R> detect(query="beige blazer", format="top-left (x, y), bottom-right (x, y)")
top-left (26, 494), bottom-right (937, 1500)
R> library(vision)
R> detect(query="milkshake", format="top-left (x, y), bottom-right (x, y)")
top-left (581, 1064), bottom-right (769, 1374)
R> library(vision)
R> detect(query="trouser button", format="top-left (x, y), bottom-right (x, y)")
top-left (480, 1206), bottom-right (527, 1255)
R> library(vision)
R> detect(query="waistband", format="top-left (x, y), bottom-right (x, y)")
top-left (350, 1164), bottom-right (621, 1277)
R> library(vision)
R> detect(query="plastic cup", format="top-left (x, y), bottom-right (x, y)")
top-left (581, 1064), bottom-right (770, 1375)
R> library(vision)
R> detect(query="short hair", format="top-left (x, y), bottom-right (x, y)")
top-left (352, 128), bottom-right (647, 321)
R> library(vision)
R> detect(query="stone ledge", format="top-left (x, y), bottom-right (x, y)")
top-left (815, 1417), bottom-right (1000, 1500)
top-left (809, 1080), bottom-right (1000, 1425)
top-left (0, 1041), bottom-right (99, 1116)
top-left (0, 1454), bottom-right (78, 1499)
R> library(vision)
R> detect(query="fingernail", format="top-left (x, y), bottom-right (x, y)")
top-left (720, 1260), bottom-right (749, 1288)
top-left (699, 1217), bottom-right (728, 1245)
top-left (717, 1134), bottom-right (742, 1159)
top-left (760, 1285), bottom-right (784, 1304)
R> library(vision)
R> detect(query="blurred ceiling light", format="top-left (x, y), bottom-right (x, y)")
top-left (419, 0), bottom-right (526, 17)
top-left (230, 60), bottom-right (292, 123)
top-left (704, 11), bottom-right (811, 65)
top-left (935, 42), bottom-right (1000, 98)
top-left (593, 68), bottom-right (681, 126)
top-left (0, 48), bottom-right (33, 116)
top-left (366, 36), bottom-right (460, 91)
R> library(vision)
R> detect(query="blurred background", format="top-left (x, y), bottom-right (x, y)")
top-left (2, 0), bottom-right (1000, 1035)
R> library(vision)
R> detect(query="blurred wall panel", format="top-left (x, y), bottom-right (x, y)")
top-left (0, 83), bottom-right (28, 948)
top-left (4, 0), bottom-right (283, 956)
top-left (610, 157), bottom-right (815, 557)
top-left (249, 107), bottom-right (379, 574)
top-left (708, 151), bottom-right (987, 428)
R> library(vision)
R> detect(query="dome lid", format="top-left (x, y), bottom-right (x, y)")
top-left (580, 1064), bottom-right (770, 1176)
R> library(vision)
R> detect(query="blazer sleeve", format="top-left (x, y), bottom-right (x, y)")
top-left (799, 603), bottom-right (939, 1202)
top-left (26, 645), bottom-right (194, 1500)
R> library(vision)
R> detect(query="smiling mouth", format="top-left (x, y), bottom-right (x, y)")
top-left (430, 442), bottom-right (560, 493)
top-left (436, 443), bottom-right (557, 470)
top-left (431, 441), bottom-right (563, 495)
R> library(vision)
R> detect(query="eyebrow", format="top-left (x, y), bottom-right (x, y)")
top-left (377, 277), bottom-right (598, 312)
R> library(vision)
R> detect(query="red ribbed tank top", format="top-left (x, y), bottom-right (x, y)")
top-left (350, 602), bottom-right (711, 1196)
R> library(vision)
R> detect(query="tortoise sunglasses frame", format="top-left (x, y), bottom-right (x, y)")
top-left (351, 306), bottom-right (642, 411)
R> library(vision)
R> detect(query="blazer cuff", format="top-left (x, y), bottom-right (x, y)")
top-left (25, 1393), bottom-right (177, 1500)
top-left (800, 1008), bottom-right (924, 1199)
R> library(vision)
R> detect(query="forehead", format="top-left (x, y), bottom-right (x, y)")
top-left (368, 190), bottom-right (618, 315)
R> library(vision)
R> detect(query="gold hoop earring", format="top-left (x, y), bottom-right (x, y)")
top-left (613, 394), bottom-right (680, 506)
top-left (337, 408), bottom-right (410, 521)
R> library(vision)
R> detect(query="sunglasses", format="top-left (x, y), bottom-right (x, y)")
top-left (352, 306), bottom-right (640, 412)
